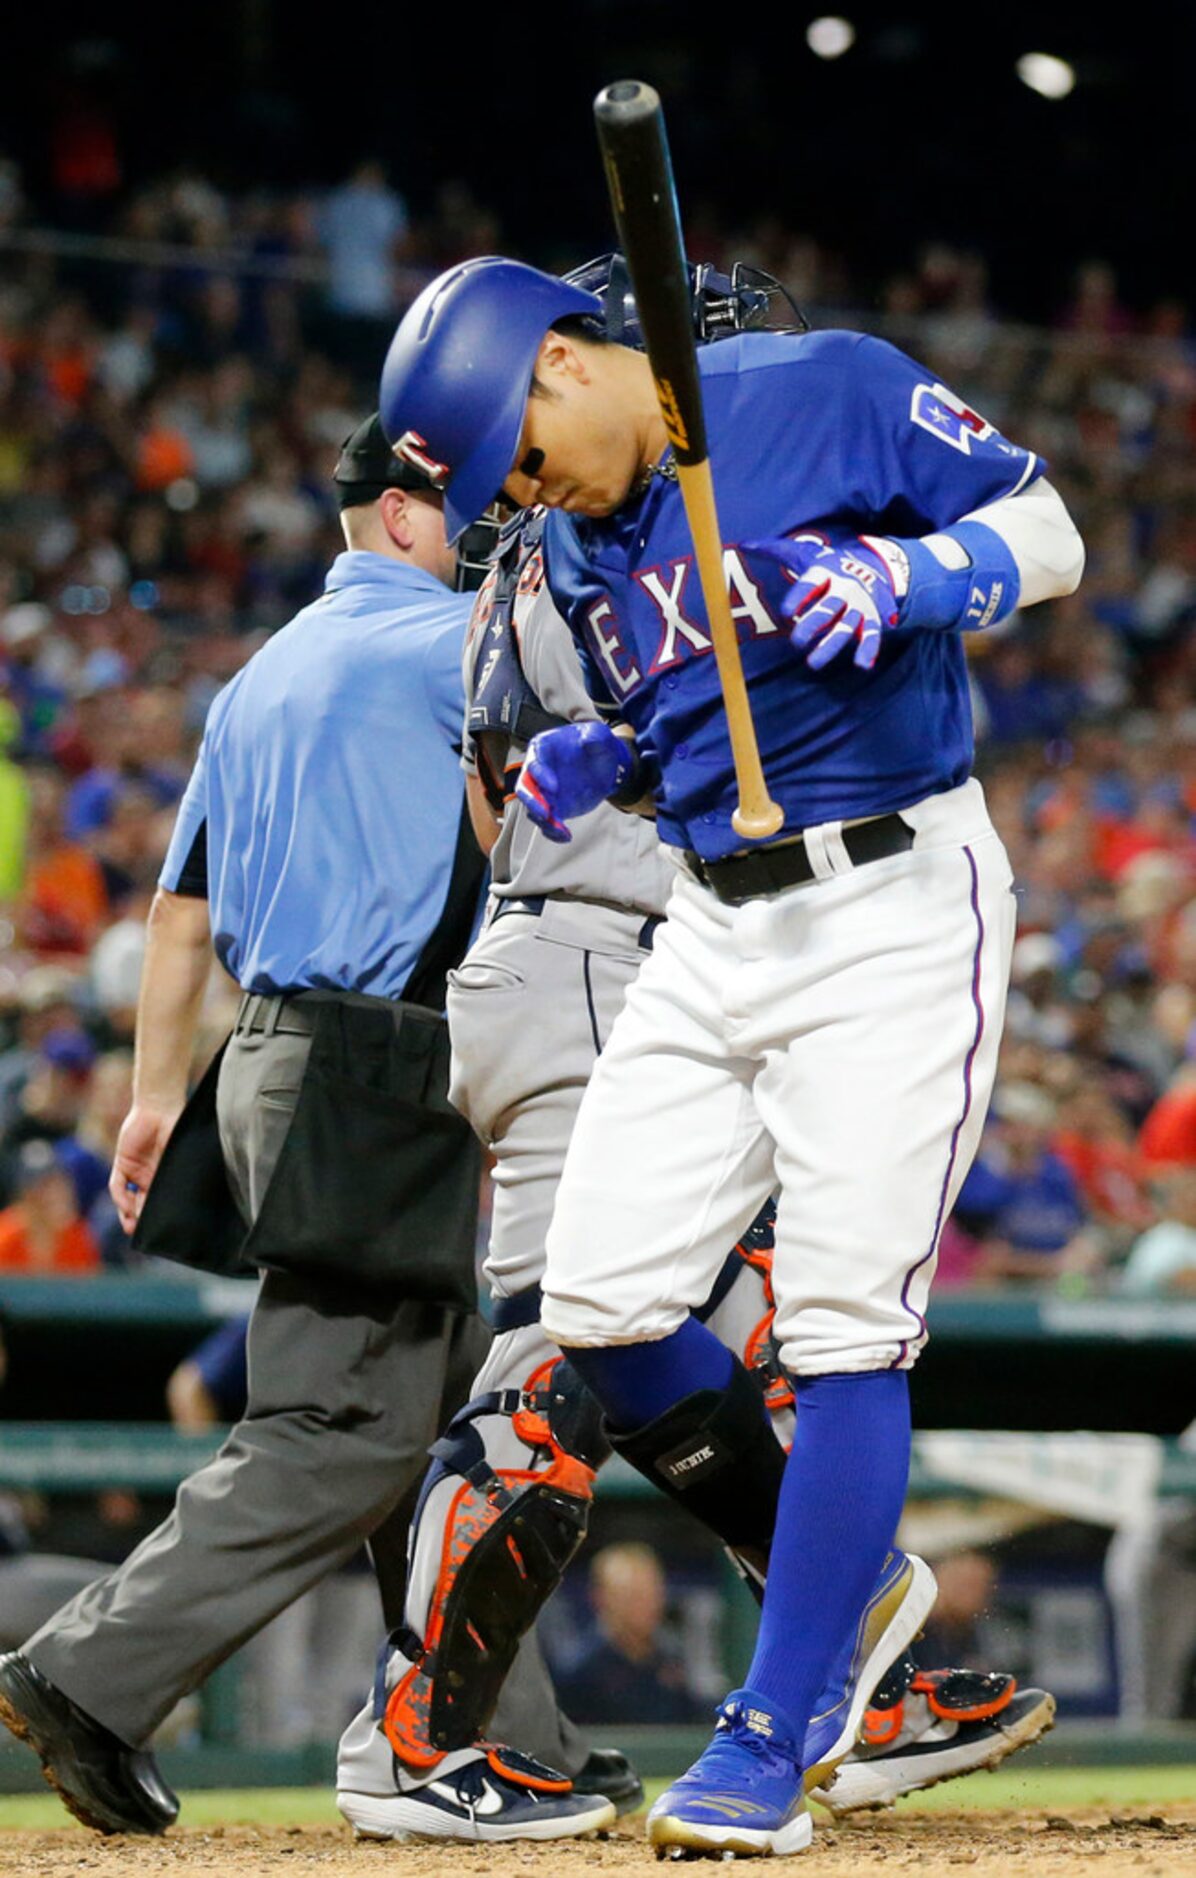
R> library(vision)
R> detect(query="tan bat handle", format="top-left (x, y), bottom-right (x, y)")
top-left (594, 79), bottom-right (784, 844)
top-left (676, 459), bottom-right (784, 841)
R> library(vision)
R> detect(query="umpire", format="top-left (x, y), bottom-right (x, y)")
top-left (0, 418), bottom-right (588, 1833)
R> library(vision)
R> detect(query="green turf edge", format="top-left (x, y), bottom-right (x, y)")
top-left (0, 1787), bottom-right (342, 1832)
top-left (822, 1764), bottom-right (1196, 1812)
top-left (1, 1765), bottom-right (1194, 1833)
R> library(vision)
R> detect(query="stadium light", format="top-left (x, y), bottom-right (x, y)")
top-left (1017, 52), bottom-right (1076, 99)
top-left (807, 17), bottom-right (856, 59)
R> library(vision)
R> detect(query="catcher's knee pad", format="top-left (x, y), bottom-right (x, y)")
top-left (384, 1357), bottom-right (607, 1768)
top-left (608, 1355), bottom-right (785, 1586)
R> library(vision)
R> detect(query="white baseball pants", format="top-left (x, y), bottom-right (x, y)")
top-left (541, 779), bottom-right (1016, 1375)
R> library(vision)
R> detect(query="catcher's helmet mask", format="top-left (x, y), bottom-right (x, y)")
top-left (563, 252), bottom-right (808, 347)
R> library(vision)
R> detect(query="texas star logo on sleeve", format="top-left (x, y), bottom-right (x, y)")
top-left (909, 383), bottom-right (997, 454)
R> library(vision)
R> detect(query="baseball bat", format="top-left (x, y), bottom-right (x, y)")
top-left (593, 80), bottom-right (783, 843)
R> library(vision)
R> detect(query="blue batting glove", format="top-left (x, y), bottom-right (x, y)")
top-left (747, 531), bottom-right (904, 672)
top-left (750, 520), bottom-right (1022, 663)
top-left (515, 721), bottom-right (633, 845)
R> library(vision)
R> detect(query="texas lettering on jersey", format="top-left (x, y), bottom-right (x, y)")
top-left (585, 548), bottom-right (778, 698)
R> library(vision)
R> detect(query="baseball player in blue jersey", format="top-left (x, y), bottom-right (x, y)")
top-left (378, 259), bottom-right (1084, 1857)
top-left (336, 441), bottom-right (1054, 1844)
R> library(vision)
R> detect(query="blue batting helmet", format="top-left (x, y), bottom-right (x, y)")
top-left (379, 257), bottom-right (602, 543)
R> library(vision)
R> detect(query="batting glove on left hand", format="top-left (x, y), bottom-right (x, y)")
top-left (515, 720), bottom-right (634, 845)
top-left (748, 531), bottom-right (908, 671)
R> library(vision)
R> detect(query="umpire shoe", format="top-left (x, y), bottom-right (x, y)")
top-left (338, 1741), bottom-right (616, 1843)
top-left (800, 1549), bottom-right (937, 1792)
top-left (811, 1660), bottom-right (1056, 1814)
top-left (0, 1651), bottom-right (179, 1835)
top-left (571, 1746), bottom-right (645, 1816)
top-left (647, 1689), bottom-right (812, 1858)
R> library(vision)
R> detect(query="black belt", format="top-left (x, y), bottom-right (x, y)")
top-left (491, 896), bottom-right (663, 951)
top-left (235, 987), bottom-right (429, 1039)
top-left (234, 992), bottom-right (317, 1038)
top-left (683, 813), bottom-right (914, 907)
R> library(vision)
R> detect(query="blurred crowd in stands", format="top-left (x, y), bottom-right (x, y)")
top-left (0, 151), bottom-right (1194, 1296)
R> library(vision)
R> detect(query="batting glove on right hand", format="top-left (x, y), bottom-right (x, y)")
top-left (515, 720), bottom-right (634, 845)
top-left (751, 518), bottom-right (1023, 664)
top-left (747, 531), bottom-right (904, 671)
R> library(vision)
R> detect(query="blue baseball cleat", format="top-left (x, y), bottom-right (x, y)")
top-left (647, 1690), bottom-right (812, 1858)
top-left (801, 1549), bottom-right (937, 1793)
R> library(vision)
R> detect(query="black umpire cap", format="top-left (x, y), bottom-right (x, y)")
top-left (333, 413), bottom-right (443, 511)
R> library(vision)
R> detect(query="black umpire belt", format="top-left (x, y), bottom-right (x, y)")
top-left (235, 992), bottom-right (317, 1038)
top-left (233, 986), bottom-right (411, 1038)
top-left (682, 813), bottom-right (914, 907)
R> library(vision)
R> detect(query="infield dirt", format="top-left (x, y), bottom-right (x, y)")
top-left (3, 1806), bottom-right (1196, 1878)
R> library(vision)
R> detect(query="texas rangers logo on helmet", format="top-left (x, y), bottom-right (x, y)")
top-left (392, 430), bottom-right (451, 487)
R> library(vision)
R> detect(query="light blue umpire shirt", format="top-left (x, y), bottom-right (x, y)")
top-left (160, 551), bottom-right (479, 1004)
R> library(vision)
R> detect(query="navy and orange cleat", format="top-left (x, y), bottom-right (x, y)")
top-left (809, 1656), bottom-right (1056, 1814)
top-left (338, 1741), bottom-right (616, 1843)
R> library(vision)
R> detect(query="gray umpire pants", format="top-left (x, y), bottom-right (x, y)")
top-left (0, 1557), bottom-right (110, 1650)
top-left (24, 1017), bottom-right (581, 1769)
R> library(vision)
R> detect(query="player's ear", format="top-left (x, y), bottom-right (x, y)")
top-left (536, 332), bottom-right (588, 391)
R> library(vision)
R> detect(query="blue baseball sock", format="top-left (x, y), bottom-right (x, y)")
top-left (564, 1316), bottom-right (734, 1431)
top-left (744, 1370), bottom-right (911, 1739)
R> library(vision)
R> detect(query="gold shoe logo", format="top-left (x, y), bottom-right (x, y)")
top-left (688, 1797), bottom-right (772, 1819)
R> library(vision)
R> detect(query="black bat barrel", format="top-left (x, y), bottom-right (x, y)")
top-left (593, 80), bottom-right (707, 467)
